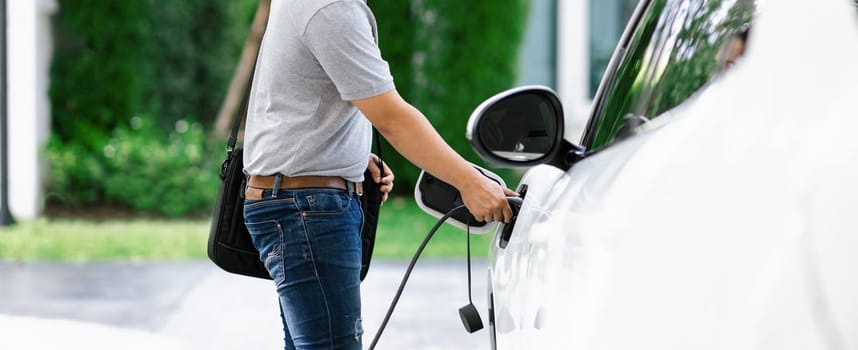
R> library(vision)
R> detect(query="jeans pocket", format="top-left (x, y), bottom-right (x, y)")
top-left (244, 220), bottom-right (285, 285)
top-left (303, 190), bottom-right (349, 216)
top-left (244, 197), bottom-right (296, 213)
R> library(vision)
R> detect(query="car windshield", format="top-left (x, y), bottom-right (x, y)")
top-left (582, 0), bottom-right (756, 152)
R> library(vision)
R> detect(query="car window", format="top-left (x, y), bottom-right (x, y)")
top-left (583, 0), bottom-right (756, 152)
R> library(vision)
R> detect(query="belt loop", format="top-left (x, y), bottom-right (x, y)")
top-left (272, 174), bottom-right (282, 198)
top-left (355, 181), bottom-right (364, 196)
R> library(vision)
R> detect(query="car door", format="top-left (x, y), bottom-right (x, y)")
top-left (488, 0), bottom-right (756, 348)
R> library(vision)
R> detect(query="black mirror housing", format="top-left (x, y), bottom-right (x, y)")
top-left (413, 164), bottom-right (507, 234)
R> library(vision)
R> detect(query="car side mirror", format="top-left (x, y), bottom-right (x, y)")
top-left (466, 85), bottom-right (573, 168)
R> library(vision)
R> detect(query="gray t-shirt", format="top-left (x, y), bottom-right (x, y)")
top-left (243, 0), bottom-right (395, 182)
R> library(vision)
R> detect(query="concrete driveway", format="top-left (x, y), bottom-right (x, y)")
top-left (0, 260), bottom-right (490, 350)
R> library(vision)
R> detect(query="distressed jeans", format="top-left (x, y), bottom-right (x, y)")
top-left (244, 187), bottom-right (363, 350)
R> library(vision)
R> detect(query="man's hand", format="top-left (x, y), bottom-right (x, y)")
top-left (459, 172), bottom-right (518, 223)
top-left (367, 153), bottom-right (394, 203)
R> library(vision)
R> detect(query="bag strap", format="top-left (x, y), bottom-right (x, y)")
top-left (372, 129), bottom-right (384, 178)
top-left (226, 70), bottom-right (253, 153)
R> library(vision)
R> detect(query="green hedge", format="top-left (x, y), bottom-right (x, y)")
top-left (47, 0), bottom-right (256, 216)
top-left (46, 117), bottom-right (220, 217)
top-left (372, 0), bottom-right (528, 191)
top-left (47, 1), bottom-right (528, 216)
top-left (51, 0), bottom-right (257, 140)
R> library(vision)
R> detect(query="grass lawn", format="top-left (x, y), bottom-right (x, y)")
top-left (0, 197), bottom-right (495, 261)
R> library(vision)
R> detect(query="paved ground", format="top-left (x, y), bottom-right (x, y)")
top-left (0, 260), bottom-right (491, 350)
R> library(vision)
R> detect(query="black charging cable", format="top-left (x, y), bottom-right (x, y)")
top-left (466, 216), bottom-right (474, 305)
top-left (368, 204), bottom-right (468, 350)
top-left (368, 196), bottom-right (523, 349)
top-left (458, 216), bottom-right (484, 333)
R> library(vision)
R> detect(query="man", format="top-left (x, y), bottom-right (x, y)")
top-left (241, 0), bottom-right (515, 349)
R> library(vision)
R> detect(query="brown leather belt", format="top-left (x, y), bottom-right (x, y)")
top-left (245, 175), bottom-right (362, 200)
top-left (248, 175), bottom-right (348, 190)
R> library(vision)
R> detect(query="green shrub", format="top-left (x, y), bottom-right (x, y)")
top-left (45, 117), bottom-right (220, 217)
top-left (48, 0), bottom-right (256, 216)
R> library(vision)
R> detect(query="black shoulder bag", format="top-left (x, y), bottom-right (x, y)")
top-left (208, 47), bottom-right (384, 282)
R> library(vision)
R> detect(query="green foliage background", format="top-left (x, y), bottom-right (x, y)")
top-left (373, 0), bottom-right (528, 191)
top-left (51, 0), bottom-right (257, 144)
top-left (47, 0), bottom-right (528, 216)
top-left (48, 0), bottom-right (261, 216)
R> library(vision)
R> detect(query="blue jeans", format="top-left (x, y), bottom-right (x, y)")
top-left (244, 187), bottom-right (364, 350)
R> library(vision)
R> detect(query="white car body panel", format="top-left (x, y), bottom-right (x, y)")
top-left (489, 1), bottom-right (858, 349)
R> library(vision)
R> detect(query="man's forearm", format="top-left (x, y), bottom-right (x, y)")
top-left (355, 91), bottom-right (481, 190)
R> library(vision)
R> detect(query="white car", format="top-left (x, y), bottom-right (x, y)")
top-left (420, 0), bottom-right (858, 349)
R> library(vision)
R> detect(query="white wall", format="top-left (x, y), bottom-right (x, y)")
top-left (7, 0), bottom-right (56, 218)
top-left (556, 0), bottom-right (591, 143)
